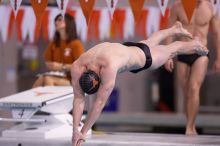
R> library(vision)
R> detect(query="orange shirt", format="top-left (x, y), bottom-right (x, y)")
top-left (43, 39), bottom-right (84, 64)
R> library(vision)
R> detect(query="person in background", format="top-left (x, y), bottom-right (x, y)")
top-left (164, 0), bottom-right (220, 135)
top-left (33, 13), bottom-right (84, 87)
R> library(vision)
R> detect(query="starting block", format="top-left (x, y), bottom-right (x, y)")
top-left (0, 86), bottom-right (90, 139)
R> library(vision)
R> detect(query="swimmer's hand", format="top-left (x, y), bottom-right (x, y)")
top-left (164, 59), bottom-right (174, 72)
top-left (72, 130), bottom-right (85, 146)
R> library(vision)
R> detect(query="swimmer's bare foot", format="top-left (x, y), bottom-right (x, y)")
top-left (176, 39), bottom-right (208, 55)
top-left (185, 127), bottom-right (198, 136)
top-left (193, 37), bottom-right (209, 55)
top-left (173, 21), bottom-right (193, 39)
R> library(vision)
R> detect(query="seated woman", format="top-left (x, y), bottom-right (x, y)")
top-left (33, 13), bottom-right (84, 87)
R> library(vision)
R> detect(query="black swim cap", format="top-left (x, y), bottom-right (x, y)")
top-left (79, 70), bottom-right (101, 94)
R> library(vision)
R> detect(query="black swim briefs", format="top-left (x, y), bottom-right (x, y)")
top-left (123, 42), bottom-right (152, 73)
top-left (177, 53), bottom-right (209, 66)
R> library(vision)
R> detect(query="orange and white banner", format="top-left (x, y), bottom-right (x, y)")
top-left (159, 8), bottom-right (170, 30)
top-left (31, 0), bottom-right (48, 32)
top-left (129, 0), bottom-right (145, 24)
top-left (10, 0), bottom-right (22, 18)
top-left (56, 0), bottom-right (69, 17)
top-left (105, 0), bottom-right (118, 19)
top-left (47, 8), bottom-right (60, 40)
top-left (74, 7), bottom-right (88, 42)
top-left (111, 9), bottom-right (126, 39)
top-left (0, 6), bottom-right (12, 42)
top-left (79, 0), bottom-right (95, 25)
top-left (99, 8), bottom-right (111, 40)
top-left (124, 8), bottom-right (134, 39)
top-left (181, 0), bottom-right (197, 23)
top-left (157, 0), bottom-right (169, 16)
top-left (21, 7), bottom-right (37, 43)
top-left (87, 9), bottom-right (101, 40)
top-left (15, 8), bottom-right (25, 41)
top-left (135, 9), bottom-right (149, 39)
top-left (147, 7), bottom-right (160, 37)
top-left (0, 6), bottom-right (174, 43)
top-left (41, 9), bottom-right (50, 42)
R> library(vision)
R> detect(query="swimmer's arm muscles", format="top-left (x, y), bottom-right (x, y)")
top-left (71, 65), bottom-right (85, 132)
top-left (81, 67), bottom-right (117, 135)
top-left (72, 82), bottom-right (85, 132)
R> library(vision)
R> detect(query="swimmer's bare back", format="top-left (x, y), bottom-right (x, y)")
top-left (76, 42), bottom-right (146, 74)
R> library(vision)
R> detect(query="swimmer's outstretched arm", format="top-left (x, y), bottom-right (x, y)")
top-left (72, 86), bottom-right (86, 146)
top-left (80, 66), bottom-right (117, 136)
top-left (71, 64), bottom-right (87, 146)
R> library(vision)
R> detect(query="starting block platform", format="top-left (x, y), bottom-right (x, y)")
top-left (0, 86), bottom-right (91, 139)
top-left (0, 132), bottom-right (220, 146)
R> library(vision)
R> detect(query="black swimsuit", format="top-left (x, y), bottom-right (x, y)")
top-left (177, 53), bottom-right (209, 66)
top-left (123, 42), bottom-right (152, 73)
